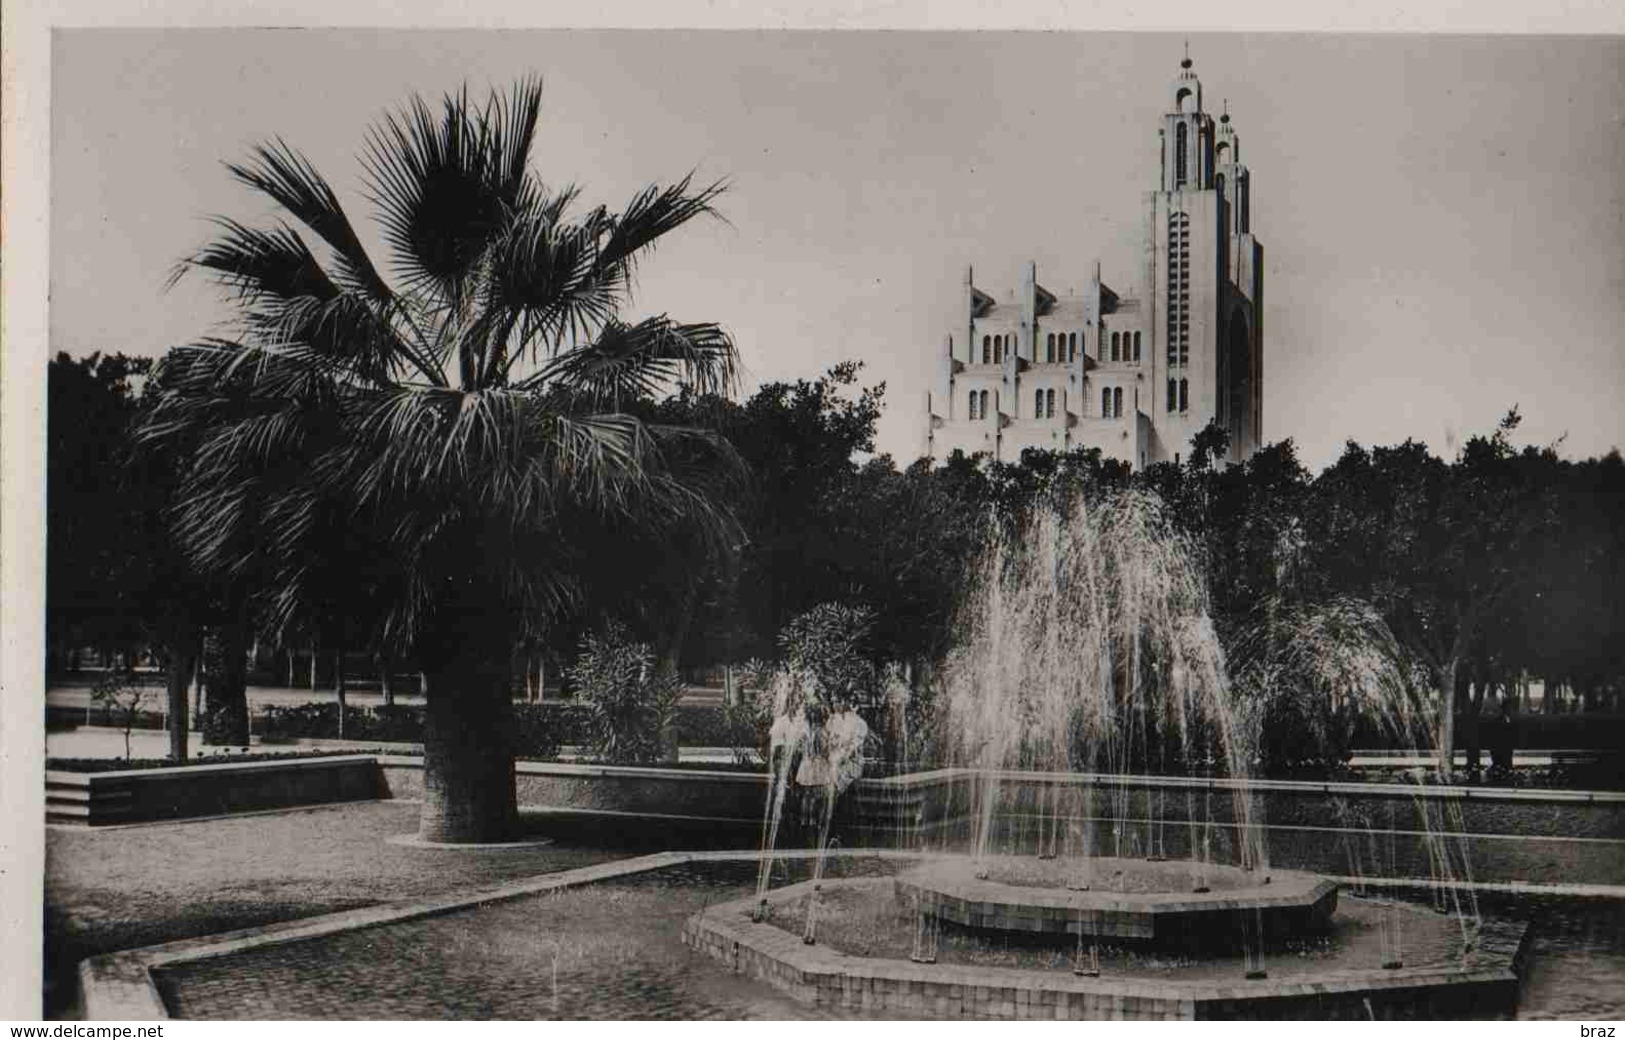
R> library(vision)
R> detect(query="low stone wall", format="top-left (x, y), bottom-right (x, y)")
top-left (48, 752), bottom-right (1624, 888)
top-left (846, 769), bottom-right (1625, 887)
top-left (46, 756), bottom-right (384, 826)
top-left (48, 754), bottom-right (771, 829)
top-left (379, 757), bottom-right (769, 825)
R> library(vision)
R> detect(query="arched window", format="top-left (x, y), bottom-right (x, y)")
top-left (1175, 123), bottom-right (1188, 187)
top-left (1101, 388), bottom-right (1111, 418)
top-left (1111, 331), bottom-right (1121, 361)
top-left (1178, 378), bottom-right (1188, 412)
top-left (1046, 388), bottom-right (1056, 418)
top-left (1133, 331), bottom-right (1142, 362)
top-left (1047, 333), bottom-right (1056, 363)
top-left (1167, 379), bottom-right (1177, 411)
top-left (1034, 388), bottom-right (1043, 418)
top-left (968, 389), bottom-right (978, 420)
top-left (980, 389), bottom-right (990, 419)
top-left (1113, 387), bottom-right (1123, 418)
top-left (1167, 212), bottom-right (1191, 366)
top-left (1069, 332), bottom-right (1078, 361)
top-left (982, 335), bottom-right (990, 364)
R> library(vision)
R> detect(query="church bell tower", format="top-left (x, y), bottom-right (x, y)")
top-left (1148, 48), bottom-right (1263, 464)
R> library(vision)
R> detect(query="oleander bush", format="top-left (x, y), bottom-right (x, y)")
top-left (570, 625), bottom-right (683, 765)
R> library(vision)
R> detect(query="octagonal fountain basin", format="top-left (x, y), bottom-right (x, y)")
top-left (683, 867), bottom-right (1531, 1020)
top-left (894, 856), bottom-right (1337, 948)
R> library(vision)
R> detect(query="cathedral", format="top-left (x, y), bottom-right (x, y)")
top-left (925, 53), bottom-right (1264, 470)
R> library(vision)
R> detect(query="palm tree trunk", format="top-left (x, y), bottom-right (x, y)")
top-left (1463, 674), bottom-right (1484, 774)
top-left (417, 629), bottom-right (519, 844)
top-left (378, 653), bottom-right (394, 708)
top-left (191, 652), bottom-right (205, 726)
top-left (335, 647), bottom-right (348, 739)
top-left (203, 613), bottom-right (252, 746)
top-left (166, 639), bottom-right (198, 762)
top-left (1437, 657), bottom-right (1459, 776)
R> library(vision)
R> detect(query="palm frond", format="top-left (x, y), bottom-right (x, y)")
top-left (486, 198), bottom-right (615, 372)
top-left (598, 174), bottom-right (728, 280)
top-left (360, 82), bottom-right (542, 301)
top-left (524, 316), bottom-right (737, 403)
top-left (489, 178), bottom-right (727, 381)
top-left (172, 219), bottom-right (338, 301)
top-left (240, 292), bottom-right (423, 388)
top-left (224, 140), bottom-right (394, 301)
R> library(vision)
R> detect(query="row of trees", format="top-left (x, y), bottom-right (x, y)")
top-left (58, 336), bottom-right (1622, 775)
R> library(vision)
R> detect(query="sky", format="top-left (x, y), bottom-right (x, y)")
top-left (49, 29), bottom-right (1625, 470)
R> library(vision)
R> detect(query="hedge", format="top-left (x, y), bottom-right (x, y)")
top-left (250, 701), bottom-right (755, 757)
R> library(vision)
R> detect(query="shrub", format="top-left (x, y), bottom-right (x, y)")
top-left (89, 669), bottom-right (155, 760)
top-left (367, 704), bottom-right (428, 742)
top-left (258, 702), bottom-right (345, 738)
top-left (569, 624), bottom-right (682, 765)
top-left (718, 659), bottom-right (779, 766)
top-left (245, 698), bottom-right (736, 758)
top-left (511, 702), bottom-right (580, 760)
top-left (779, 603), bottom-right (879, 714)
top-left (201, 701), bottom-right (245, 745)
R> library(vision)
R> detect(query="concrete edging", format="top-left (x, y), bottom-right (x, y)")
top-left (857, 766), bottom-right (1625, 805)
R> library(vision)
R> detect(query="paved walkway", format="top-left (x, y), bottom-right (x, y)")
top-left (1346, 750), bottom-right (1586, 768)
top-left (47, 681), bottom-right (728, 712)
top-left (44, 801), bottom-right (632, 1017)
top-left (47, 683), bottom-right (425, 712)
top-left (45, 725), bottom-right (742, 764)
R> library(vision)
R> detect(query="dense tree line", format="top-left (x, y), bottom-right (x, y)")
top-left (47, 346), bottom-right (1625, 780)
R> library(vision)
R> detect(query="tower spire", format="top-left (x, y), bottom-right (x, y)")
top-left (1181, 40), bottom-right (1191, 69)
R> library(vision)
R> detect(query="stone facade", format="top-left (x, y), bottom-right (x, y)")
top-left (926, 53), bottom-right (1264, 470)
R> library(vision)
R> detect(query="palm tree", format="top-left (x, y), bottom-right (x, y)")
top-left (141, 79), bottom-right (740, 842)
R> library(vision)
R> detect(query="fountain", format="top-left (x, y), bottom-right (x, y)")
top-left (684, 490), bottom-right (1532, 1019)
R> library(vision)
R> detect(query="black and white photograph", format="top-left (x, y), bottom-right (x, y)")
top-left (4, 3), bottom-right (1625, 1026)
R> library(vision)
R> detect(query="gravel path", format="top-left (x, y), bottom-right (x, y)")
top-left (45, 801), bottom-right (637, 1016)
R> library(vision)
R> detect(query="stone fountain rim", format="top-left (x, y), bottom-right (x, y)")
top-left (896, 856), bottom-right (1336, 913)
top-left (686, 877), bottom-right (1533, 1018)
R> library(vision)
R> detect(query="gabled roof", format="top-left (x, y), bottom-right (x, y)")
top-left (1098, 281), bottom-right (1121, 313)
top-left (1033, 282), bottom-right (1057, 316)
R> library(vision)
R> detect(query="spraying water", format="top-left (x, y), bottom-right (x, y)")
top-left (938, 488), bottom-right (1265, 890)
